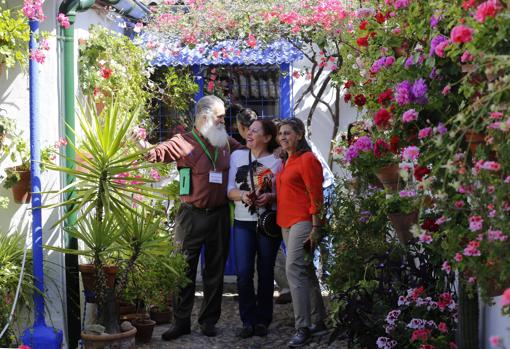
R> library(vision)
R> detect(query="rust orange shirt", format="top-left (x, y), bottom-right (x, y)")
top-left (276, 151), bottom-right (324, 228)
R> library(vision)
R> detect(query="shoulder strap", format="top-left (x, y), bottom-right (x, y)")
top-left (248, 151), bottom-right (261, 220)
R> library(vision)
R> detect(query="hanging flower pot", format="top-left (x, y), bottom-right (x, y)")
top-left (388, 210), bottom-right (419, 245)
top-left (9, 167), bottom-right (31, 204)
top-left (464, 129), bottom-right (485, 155)
top-left (374, 164), bottom-right (401, 192)
top-left (79, 264), bottom-right (119, 303)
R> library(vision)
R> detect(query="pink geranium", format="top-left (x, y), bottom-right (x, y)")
top-left (246, 33), bottom-right (257, 48)
top-left (402, 109), bottom-right (418, 123)
top-left (489, 335), bottom-right (503, 347)
top-left (468, 215), bottom-right (483, 231)
top-left (418, 127), bottom-right (432, 139)
top-left (29, 49), bottom-right (46, 64)
top-left (475, 0), bottom-right (502, 23)
top-left (402, 146), bottom-right (420, 161)
top-left (502, 288), bottom-right (510, 306)
top-left (57, 13), bottom-right (70, 29)
top-left (450, 25), bottom-right (474, 44)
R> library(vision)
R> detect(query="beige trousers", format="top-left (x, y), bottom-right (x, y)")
top-left (282, 221), bottom-right (327, 329)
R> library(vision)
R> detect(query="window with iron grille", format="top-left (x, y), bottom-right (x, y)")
top-left (150, 64), bottom-right (291, 143)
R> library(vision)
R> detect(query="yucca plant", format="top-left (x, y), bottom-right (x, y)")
top-left (44, 98), bottom-right (172, 334)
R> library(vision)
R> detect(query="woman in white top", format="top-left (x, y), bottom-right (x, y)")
top-left (227, 118), bottom-right (282, 338)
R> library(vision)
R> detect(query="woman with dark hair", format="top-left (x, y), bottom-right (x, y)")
top-left (276, 117), bottom-right (327, 347)
top-left (236, 108), bottom-right (258, 141)
top-left (227, 118), bottom-right (282, 338)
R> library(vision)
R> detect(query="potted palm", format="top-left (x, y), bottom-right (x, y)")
top-left (44, 99), bottom-right (174, 348)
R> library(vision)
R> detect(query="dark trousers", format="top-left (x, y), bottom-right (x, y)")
top-left (233, 220), bottom-right (281, 327)
top-left (173, 204), bottom-right (230, 327)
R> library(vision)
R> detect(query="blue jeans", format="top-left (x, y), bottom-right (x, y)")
top-left (234, 220), bottom-right (281, 327)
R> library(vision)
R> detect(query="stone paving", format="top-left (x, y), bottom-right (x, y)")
top-left (136, 284), bottom-right (346, 349)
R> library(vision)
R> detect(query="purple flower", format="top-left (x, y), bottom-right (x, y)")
top-left (394, 0), bottom-right (411, 9)
top-left (344, 147), bottom-right (360, 163)
top-left (436, 122), bottom-right (448, 135)
top-left (411, 78), bottom-right (428, 104)
top-left (430, 14), bottom-right (441, 28)
top-left (399, 190), bottom-right (417, 197)
top-left (371, 57), bottom-right (387, 73)
top-left (395, 80), bottom-right (412, 105)
top-left (404, 56), bottom-right (414, 68)
top-left (430, 34), bottom-right (448, 56)
top-left (385, 56), bottom-right (395, 66)
top-left (345, 136), bottom-right (372, 162)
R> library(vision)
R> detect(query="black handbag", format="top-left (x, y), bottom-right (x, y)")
top-left (248, 151), bottom-right (282, 239)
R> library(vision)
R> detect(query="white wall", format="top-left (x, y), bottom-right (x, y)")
top-left (482, 297), bottom-right (510, 348)
top-left (291, 57), bottom-right (359, 173)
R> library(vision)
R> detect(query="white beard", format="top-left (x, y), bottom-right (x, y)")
top-left (199, 116), bottom-right (229, 147)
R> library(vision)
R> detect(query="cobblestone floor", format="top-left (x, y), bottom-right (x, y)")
top-left (136, 284), bottom-right (346, 349)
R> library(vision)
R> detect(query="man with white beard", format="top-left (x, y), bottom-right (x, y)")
top-left (141, 95), bottom-right (243, 340)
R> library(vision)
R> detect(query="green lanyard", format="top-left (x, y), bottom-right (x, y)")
top-left (192, 129), bottom-right (219, 170)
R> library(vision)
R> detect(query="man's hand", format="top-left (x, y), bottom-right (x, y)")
top-left (128, 127), bottom-right (151, 150)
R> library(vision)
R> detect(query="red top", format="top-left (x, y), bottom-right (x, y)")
top-left (276, 151), bottom-right (324, 228)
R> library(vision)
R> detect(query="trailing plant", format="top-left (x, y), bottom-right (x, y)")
top-left (0, 8), bottom-right (30, 72)
top-left (78, 25), bottom-right (152, 117)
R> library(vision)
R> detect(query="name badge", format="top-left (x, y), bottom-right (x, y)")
top-left (209, 171), bottom-right (223, 184)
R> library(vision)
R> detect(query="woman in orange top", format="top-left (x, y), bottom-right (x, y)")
top-left (276, 118), bottom-right (327, 348)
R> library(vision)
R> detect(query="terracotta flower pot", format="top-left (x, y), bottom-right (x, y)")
top-left (79, 264), bottom-right (119, 303)
top-left (150, 306), bottom-right (172, 324)
top-left (388, 210), bottom-right (419, 245)
top-left (374, 164), bottom-right (401, 192)
top-left (10, 168), bottom-right (31, 204)
top-left (464, 130), bottom-right (485, 155)
top-left (81, 327), bottom-right (136, 349)
top-left (132, 319), bottom-right (156, 343)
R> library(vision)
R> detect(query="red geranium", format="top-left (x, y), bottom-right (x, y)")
top-left (100, 66), bottom-right (113, 79)
top-left (377, 88), bottom-right (393, 105)
top-left (354, 94), bottom-right (366, 107)
top-left (462, 0), bottom-right (476, 10)
top-left (356, 36), bottom-right (369, 47)
top-left (374, 108), bottom-right (392, 127)
top-left (411, 329), bottom-right (431, 342)
top-left (344, 80), bottom-right (355, 89)
top-left (359, 20), bottom-right (368, 30)
top-left (390, 135), bottom-right (400, 153)
top-left (375, 11), bottom-right (386, 23)
top-left (374, 139), bottom-right (390, 158)
top-left (414, 165), bottom-right (430, 181)
top-left (344, 93), bottom-right (352, 103)
top-left (421, 218), bottom-right (439, 232)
